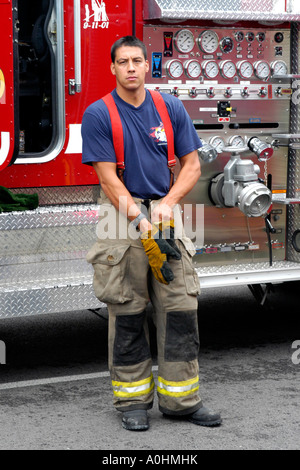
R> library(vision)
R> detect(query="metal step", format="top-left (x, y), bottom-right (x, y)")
top-left (197, 260), bottom-right (300, 288)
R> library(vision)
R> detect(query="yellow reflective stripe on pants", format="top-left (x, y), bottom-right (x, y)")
top-left (112, 374), bottom-right (155, 398)
top-left (157, 375), bottom-right (199, 397)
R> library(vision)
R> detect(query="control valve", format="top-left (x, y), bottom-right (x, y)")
top-left (209, 146), bottom-right (272, 217)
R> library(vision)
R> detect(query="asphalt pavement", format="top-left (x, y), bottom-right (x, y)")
top-left (0, 282), bottom-right (299, 451)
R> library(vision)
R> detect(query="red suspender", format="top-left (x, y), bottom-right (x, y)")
top-left (148, 89), bottom-right (176, 168)
top-left (102, 90), bottom-right (176, 176)
top-left (102, 93), bottom-right (125, 177)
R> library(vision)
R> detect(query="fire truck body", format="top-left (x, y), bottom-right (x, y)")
top-left (1, 0), bottom-right (300, 318)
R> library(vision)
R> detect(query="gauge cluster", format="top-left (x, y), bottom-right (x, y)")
top-left (145, 26), bottom-right (290, 84)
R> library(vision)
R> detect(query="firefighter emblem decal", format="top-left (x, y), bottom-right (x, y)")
top-left (149, 122), bottom-right (167, 144)
top-left (84, 0), bottom-right (109, 29)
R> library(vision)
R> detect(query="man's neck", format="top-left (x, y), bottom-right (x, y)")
top-left (115, 86), bottom-right (146, 107)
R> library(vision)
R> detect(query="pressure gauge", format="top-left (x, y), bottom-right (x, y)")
top-left (256, 32), bottom-right (266, 43)
top-left (219, 60), bottom-right (236, 79)
top-left (166, 60), bottom-right (184, 79)
top-left (202, 60), bottom-right (219, 79)
top-left (246, 32), bottom-right (255, 43)
top-left (184, 60), bottom-right (201, 79)
top-left (274, 32), bottom-right (284, 43)
top-left (198, 30), bottom-right (219, 54)
top-left (228, 135), bottom-right (245, 148)
top-left (271, 60), bottom-right (288, 77)
top-left (174, 29), bottom-right (195, 53)
top-left (235, 31), bottom-right (244, 42)
top-left (209, 136), bottom-right (225, 154)
top-left (220, 37), bottom-right (234, 54)
top-left (254, 61), bottom-right (271, 80)
top-left (237, 60), bottom-right (254, 79)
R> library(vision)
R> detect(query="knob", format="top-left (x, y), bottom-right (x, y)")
top-left (258, 87), bottom-right (267, 97)
top-left (241, 87), bottom-right (249, 98)
top-left (189, 87), bottom-right (197, 98)
top-left (207, 87), bottom-right (215, 98)
top-left (224, 87), bottom-right (232, 98)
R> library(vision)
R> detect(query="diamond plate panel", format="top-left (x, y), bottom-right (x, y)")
top-left (144, 0), bottom-right (300, 21)
top-left (0, 285), bottom-right (103, 318)
top-left (8, 185), bottom-right (100, 205)
top-left (0, 205), bottom-right (99, 260)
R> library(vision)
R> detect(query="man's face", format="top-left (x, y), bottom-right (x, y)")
top-left (110, 46), bottom-right (149, 92)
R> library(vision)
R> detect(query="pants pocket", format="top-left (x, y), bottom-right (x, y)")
top-left (87, 242), bottom-right (133, 304)
top-left (179, 237), bottom-right (201, 296)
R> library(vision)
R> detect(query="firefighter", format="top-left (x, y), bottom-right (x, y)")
top-left (81, 36), bottom-right (222, 431)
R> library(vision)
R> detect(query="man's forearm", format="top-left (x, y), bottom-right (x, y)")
top-left (92, 162), bottom-right (152, 231)
top-left (160, 150), bottom-right (201, 209)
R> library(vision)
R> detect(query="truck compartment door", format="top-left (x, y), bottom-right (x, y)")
top-left (0, 0), bottom-right (19, 172)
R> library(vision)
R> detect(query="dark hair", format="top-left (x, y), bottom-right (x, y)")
top-left (111, 36), bottom-right (147, 63)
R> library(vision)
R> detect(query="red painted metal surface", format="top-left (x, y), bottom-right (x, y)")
top-left (0, 0), bottom-right (17, 173)
top-left (0, 0), bottom-right (137, 188)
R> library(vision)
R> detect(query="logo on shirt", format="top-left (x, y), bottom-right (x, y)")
top-left (149, 122), bottom-right (167, 145)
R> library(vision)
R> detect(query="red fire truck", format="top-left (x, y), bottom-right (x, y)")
top-left (1, 0), bottom-right (300, 318)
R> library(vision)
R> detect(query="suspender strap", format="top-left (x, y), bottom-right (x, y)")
top-left (102, 93), bottom-right (125, 175)
top-left (148, 89), bottom-right (176, 168)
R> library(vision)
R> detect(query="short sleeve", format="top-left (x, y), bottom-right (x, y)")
top-left (81, 101), bottom-right (117, 166)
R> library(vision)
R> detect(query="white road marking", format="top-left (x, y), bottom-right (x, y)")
top-left (0, 366), bottom-right (158, 390)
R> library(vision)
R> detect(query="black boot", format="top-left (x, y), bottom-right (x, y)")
top-left (187, 406), bottom-right (222, 427)
top-left (122, 410), bottom-right (149, 431)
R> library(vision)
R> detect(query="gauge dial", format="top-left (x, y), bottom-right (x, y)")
top-left (174, 29), bottom-right (195, 53)
top-left (271, 60), bottom-right (288, 77)
top-left (254, 61), bottom-right (271, 80)
top-left (202, 60), bottom-right (219, 79)
top-left (220, 37), bottom-right (234, 54)
top-left (274, 32), bottom-right (284, 43)
top-left (166, 59), bottom-right (184, 79)
top-left (184, 60), bottom-right (201, 79)
top-left (198, 30), bottom-right (219, 54)
top-left (220, 60), bottom-right (236, 79)
top-left (228, 135), bottom-right (245, 148)
top-left (209, 136), bottom-right (225, 154)
top-left (246, 32), bottom-right (255, 43)
top-left (235, 31), bottom-right (244, 42)
top-left (237, 60), bottom-right (254, 79)
top-left (256, 32), bottom-right (266, 43)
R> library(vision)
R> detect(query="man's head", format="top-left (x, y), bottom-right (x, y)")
top-left (110, 36), bottom-right (149, 96)
top-left (111, 36), bottom-right (147, 63)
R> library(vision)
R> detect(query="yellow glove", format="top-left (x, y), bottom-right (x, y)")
top-left (154, 219), bottom-right (181, 257)
top-left (141, 224), bottom-right (181, 285)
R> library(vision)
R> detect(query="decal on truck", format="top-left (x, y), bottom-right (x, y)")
top-left (83, 0), bottom-right (109, 29)
top-left (0, 69), bottom-right (5, 104)
top-left (0, 132), bottom-right (10, 166)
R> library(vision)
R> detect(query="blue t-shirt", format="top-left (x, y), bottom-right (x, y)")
top-left (81, 89), bottom-right (201, 199)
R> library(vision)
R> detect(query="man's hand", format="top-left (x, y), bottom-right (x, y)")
top-left (140, 225), bottom-right (181, 285)
top-left (154, 219), bottom-right (181, 259)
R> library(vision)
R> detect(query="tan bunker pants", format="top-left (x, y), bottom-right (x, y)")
top-left (87, 192), bottom-right (202, 415)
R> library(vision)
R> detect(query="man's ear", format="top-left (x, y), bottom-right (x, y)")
top-left (110, 62), bottom-right (116, 76)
